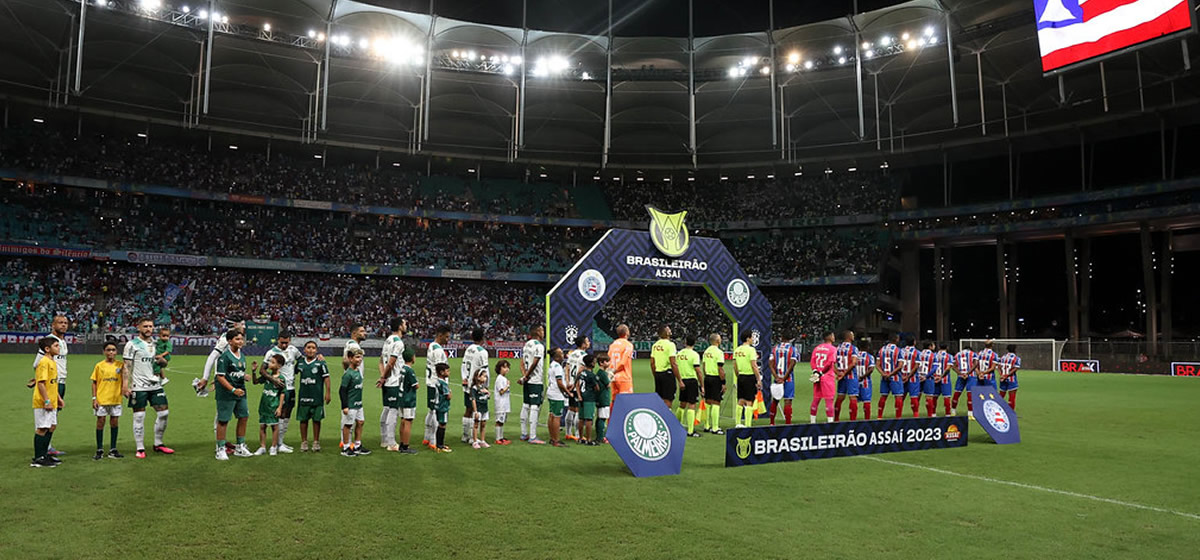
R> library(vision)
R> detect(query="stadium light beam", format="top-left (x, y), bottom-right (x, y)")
top-left (787, 51), bottom-right (800, 64)
top-left (139, 0), bottom-right (163, 12)
top-left (804, 60), bottom-right (814, 70)
top-left (263, 23), bottom-right (271, 32)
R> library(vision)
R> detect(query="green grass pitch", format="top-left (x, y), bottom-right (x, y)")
top-left (2, 353), bottom-right (1198, 558)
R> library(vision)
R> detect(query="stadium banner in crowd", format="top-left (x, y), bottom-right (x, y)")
top-left (1058, 359), bottom-right (1100, 372)
top-left (546, 224), bottom-right (772, 366)
top-left (724, 416), bottom-right (968, 467)
top-left (0, 243), bottom-right (94, 259)
top-left (124, 251), bottom-right (208, 267)
top-left (1170, 362), bottom-right (1200, 376)
top-left (608, 393), bottom-right (687, 477)
top-left (0, 332), bottom-right (83, 344)
top-left (970, 391), bottom-right (1021, 444)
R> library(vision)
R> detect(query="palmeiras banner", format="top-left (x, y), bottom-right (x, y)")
top-left (547, 229), bottom-right (772, 356)
top-left (970, 391), bottom-right (1021, 444)
top-left (724, 416), bottom-right (968, 467)
top-left (608, 393), bottom-right (687, 477)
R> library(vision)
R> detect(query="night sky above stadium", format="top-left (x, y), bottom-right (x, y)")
top-left (372, 0), bottom-right (912, 36)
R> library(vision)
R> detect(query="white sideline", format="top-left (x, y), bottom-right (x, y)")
top-left (862, 456), bottom-right (1200, 521)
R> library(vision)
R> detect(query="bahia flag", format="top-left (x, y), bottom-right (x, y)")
top-left (1035, 0), bottom-right (1194, 73)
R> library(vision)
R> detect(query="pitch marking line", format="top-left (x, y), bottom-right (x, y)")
top-left (862, 456), bottom-right (1200, 521)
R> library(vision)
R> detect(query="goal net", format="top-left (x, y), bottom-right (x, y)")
top-left (958, 339), bottom-right (1066, 372)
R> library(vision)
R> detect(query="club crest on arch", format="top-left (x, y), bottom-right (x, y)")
top-left (646, 206), bottom-right (690, 258)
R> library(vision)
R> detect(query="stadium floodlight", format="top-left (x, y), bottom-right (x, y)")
top-left (502, 64), bottom-right (514, 75)
top-left (862, 41), bottom-right (871, 50)
top-left (139, 0), bottom-right (163, 11)
top-left (785, 63), bottom-right (795, 72)
top-left (881, 35), bottom-right (891, 46)
top-left (358, 38), bottom-right (369, 49)
top-left (229, 145), bottom-right (238, 150)
top-left (307, 29), bottom-right (315, 38)
top-left (490, 55), bottom-right (499, 63)
top-left (511, 55), bottom-right (522, 65)
top-left (317, 32), bottom-right (326, 42)
top-left (833, 45), bottom-right (843, 55)
top-left (719, 175), bottom-right (728, 181)
top-left (593, 175), bottom-right (601, 180)
top-left (727, 67), bottom-right (738, 78)
top-left (918, 37), bottom-right (927, 47)
top-left (929, 36), bottom-right (938, 44)
top-left (925, 26), bottom-right (935, 36)
top-left (263, 23), bottom-right (271, 32)
top-left (182, 5), bottom-right (190, 13)
top-left (906, 40), bottom-right (916, 49)
top-left (221, 15), bottom-right (229, 24)
top-left (759, 66), bottom-right (770, 75)
top-left (392, 162), bottom-right (401, 167)
top-left (746, 174), bottom-right (755, 179)
top-left (837, 56), bottom-right (847, 64)
top-left (548, 55), bottom-right (568, 72)
top-left (794, 171), bottom-right (802, 176)
top-left (864, 51), bottom-right (872, 59)
top-left (313, 154), bottom-right (323, 159)
top-left (452, 50), bottom-right (460, 58)
top-left (766, 174), bottom-right (774, 179)
top-left (97, 0), bottom-right (109, 6)
top-left (33, 118), bottom-right (44, 123)
top-left (787, 51), bottom-right (800, 64)
top-left (743, 56), bottom-right (756, 67)
top-left (137, 132), bottom-right (147, 138)
top-left (501, 55), bottom-right (510, 63)
top-left (540, 173), bottom-right (548, 178)
top-left (687, 176), bottom-right (695, 181)
top-left (848, 166), bottom-right (857, 172)
top-left (635, 176), bottom-right (644, 182)
top-left (468, 50), bottom-right (478, 60)
top-left (804, 59), bottom-right (814, 69)
top-left (199, 10), bottom-right (208, 19)
top-left (901, 32), bottom-right (910, 40)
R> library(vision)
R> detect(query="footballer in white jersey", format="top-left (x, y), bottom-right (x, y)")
top-left (381, 333), bottom-right (406, 388)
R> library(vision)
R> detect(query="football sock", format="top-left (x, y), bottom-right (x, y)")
top-left (496, 424), bottom-right (503, 440)
top-left (528, 405), bottom-right (539, 438)
top-left (217, 439), bottom-right (227, 449)
top-left (863, 402), bottom-right (872, 419)
top-left (380, 410), bottom-right (389, 445)
top-left (110, 426), bottom-right (119, 449)
top-left (674, 406), bottom-right (683, 424)
top-left (834, 396), bottom-right (844, 421)
top-left (824, 400), bottom-right (834, 420)
top-left (809, 396), bottom-right (821, 416)
top-left (784, 403), bottom-right (793, 424)
top-left (909, 397), bottom-right (920, 417)
top-left (967, 391), bottom-right (974, 413)
top-left (33, 433), bottom-right (44, 458)
top-left (894, 397), bottom-right (904, 418)
top-left (685, 409), bottom-right (696, 434)
top-left (596, 418), bottom-right (607, 439)
top-left (709, 404), bottom-right (720, 430)
top-left (951, 391), bottom-right (962, 409)
top-left (436, 426), bottom-right (446, 448)
top-left (463, 417), bottom-right (473, 441)
top-left (236, 436), bottom-right (246, 445)
top-left (520, 405), bottom-right (529, 438)
top-left (926, 397), bottom-right (935, 417)
top-left (132, 411), bottom-right (146, 450)
top-left (154, 409), bottom-right (168, 446)
top-left (1008, 391), bottom-right (1017, 409)
top-left (279, 418), bottom-right (290, 445)
top-left (810, 414), bottom-right (817, 424)
top-left (943, 397), bottom-right (952, 416)
top-left (769, 400), bottom-right (778, 424)
top-left (848, 400), bottom-right (858, 421)
top-left (96, 428), bottom-right (104, 450)
top-left (742, 405), bottom-right (753, 426)
top-left (877, 399), bottom-right (887, 417)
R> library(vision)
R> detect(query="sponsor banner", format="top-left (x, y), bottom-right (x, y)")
top-left (0, 243), bottom-right (94, 259)
top-left (229, 194), bottom-right (266, 204)
top-left (970, 390), bottom-right (1021, 444)
top-left (725, 416), bottom-right (967, 467)
top-left (1170, 362), bottom-right (1200, 376)
top-left (0, 332), bottom-right (83, 344)
top-left (124, 251), bottom-right (209, 267)
top-left (609, 393), bottom-right (687, 477)
top-left (293, 199), bottom-right (334, 211)
top-left (1059, 359), bottom-right (1100, 372)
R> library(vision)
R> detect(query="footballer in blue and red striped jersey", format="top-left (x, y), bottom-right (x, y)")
top-left (928, 344), bottom-right (955, 416)
top-left (875, 335), bottom-right (903, 418)
top-left (997, 345), bottom-right (1022, 410)
top-left (917, 342), bottom-right (935, 397)
top-left (833, 330), bottom-right (860, 421)
top-left (767, 331), bottom-right (802, 425)
top-left (854, 349), bottom-right (875, 419)
top-left (951, 346), bottom-right (978, 413)
top-left (976, 341), bottom-right (999, 389)
top-left (897, 340), bottom-right (921, 418)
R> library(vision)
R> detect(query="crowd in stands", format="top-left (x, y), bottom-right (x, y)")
top-left (893, 189), bottom-right (1200, 231)
top-left (600, 171), bottom-right (899, 222)
top-left (0, 183), bottom-right (885, 280)
top-left (0, 259), bottom-right (874, 343)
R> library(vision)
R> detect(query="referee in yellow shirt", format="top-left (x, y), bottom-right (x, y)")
top-left (675, 335), bottom-right (702, 437)
top-left (734, 331), bottom-right (761, 428)
top-left (650, 325), bottom-right (680, 409)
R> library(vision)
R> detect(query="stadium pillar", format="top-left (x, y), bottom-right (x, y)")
top-left (943, 10), bottom-right (958, 126)
top-left (689, 0), bottom-right (697, 166)
top-left (423, 11), bottom-right (436, 144)
top-left (997, 241), bottom-right (1010, 338)
top-left (900, 243), bottom-right (920, 334)
top-left (769, 0), bottom-right (778, 147)
top-left (1080, 238), bottom-right (1092, 339)
top-left (602, 0), bottom-right (613, 168)
top-left (1065, 235), bottom-right (1080, 342)
top-left (1136, 52), bottom-right (1145, 112)
top-left (1161, 231), bottom-right (1174, 357)
top-left (1008, 244), bottom-right (1019, 336)
top-left (1141, 225), bottom-right (1159, 356)
top-left (976, 51), bottom-right (985, 135)
top-left (934, 246), bottom-right (947, 342)
top-left (851, 6), bottom-right (864, 141)
top-left (202, 0), bottom-right (215, 115)
top-left (1100, 61), bottom-right (1109, 112)
top-left (74, 0), bottom-right (86, 94)
top-left (874, 72), bottom-right (881, 151)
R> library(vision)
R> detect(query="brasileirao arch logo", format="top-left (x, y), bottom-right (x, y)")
top-left (646, 206), bottom-right (690, 258)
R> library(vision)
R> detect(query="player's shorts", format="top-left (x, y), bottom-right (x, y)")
top-left (400, 407), bottom-right (416, 420)
top-left (857, 378), bottom-right (872, 402)
top-left (216, 397), bottom-right (249, 422)
top-left (95, 404), bottom-right (123, 417)
top-left (921, 378), bottom-right (938, 396)
top-left (999, 377), bottom-right (1019, 392)
top-left (878, 376), bottom-right (903, 396)
top-left (975, 377), bottom-right (997, 389)
top-left (58, 383), bottom-right (66, 398)
top-left (523, 383), bottom-right (544, 405)
top-left (954, 376), bottom-right (977, 392)
top-left (703, 376), bottom-right (724, 402)
top-left (837, 376), bottom-right (858, 396)
top-left (341, 408), bottom-right (365, 425)
top-left (680, 378), bottom-right (700, 404)
top-left (129, 388), bottom-right (168, 409)
top-left (382, 386), bottom-right (401, 409)
top-left (904, 381), bottom-right (922, 397)
top-left (653, 372), bottom-right (676, 401)
top-left (494, 411), bottom-right (508, 424)
top-left (295, 404), bottom-right (325, 422)
top-left (279, 390), bottom-right (296, 416)
top-left (736, 374), bottom-right (757, 402)
top-left (777, 379), bottom-right (796, 399)
top-left (598, 406), bottom-right (611, 420)
top-left (549, 399), bottom-right (565, 417)
top-left (434, 409), bottom-right (448, 425)
top-left (568, 396), bottom-right (581, 410)
top-left (473, 411), bottom-right (490, 422)
top-left (259, 410), bottom-right (279, 425)
top-left (580, 401), bottom-right (597, 421)
top-left (934, 381), bottom-right (953, 397)
top-left (33, 408), bottom-right (58, 429)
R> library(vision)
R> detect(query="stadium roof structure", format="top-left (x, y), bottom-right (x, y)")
top-left (1, 0), bottom-right (1198, 171)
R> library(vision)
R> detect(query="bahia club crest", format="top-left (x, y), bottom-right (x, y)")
top-left (647, 206), bottom-right (690, 257)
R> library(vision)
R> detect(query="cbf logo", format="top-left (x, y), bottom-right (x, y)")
top-left (735, 437), bottom-right (752, 460)
top-left (751, 330), bottom-right (761, 348)
top-left (564, 324), bottom-right (579, 345)
top-left (726, 278), bottom-right (750, 308)
top-left (577, 269), bottom-right (606, 302)
top-left (624, 408), bottom-right (671, 461)
top-left (647, 206), bottom-right (690, 258)
top-left (982, 398), bottom-right (1011, 432)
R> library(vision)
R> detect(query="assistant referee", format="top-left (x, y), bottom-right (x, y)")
top-left (734, 331), bottom-right (761, 428)
top-left (649, 325), bottom-right (680, 408)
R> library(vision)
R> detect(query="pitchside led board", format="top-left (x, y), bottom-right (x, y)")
top-left (724, 417), bottom-right (968, 467)
top-left (546, 207), bottom-right (771, 363)
top-left (608, 393), bottom-right (687, 477)
top-left (1035, 0), bottom-right (1196, 75)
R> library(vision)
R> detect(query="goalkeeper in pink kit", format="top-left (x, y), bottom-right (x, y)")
top-left (808, 332), bottom-right (838, 423)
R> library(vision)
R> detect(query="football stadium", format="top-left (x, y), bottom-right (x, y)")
top-left (1, 0), bottom-right (1199, 557)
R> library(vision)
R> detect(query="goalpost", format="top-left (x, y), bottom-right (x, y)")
top-left (958, 338), bottom-right (1067, 372)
